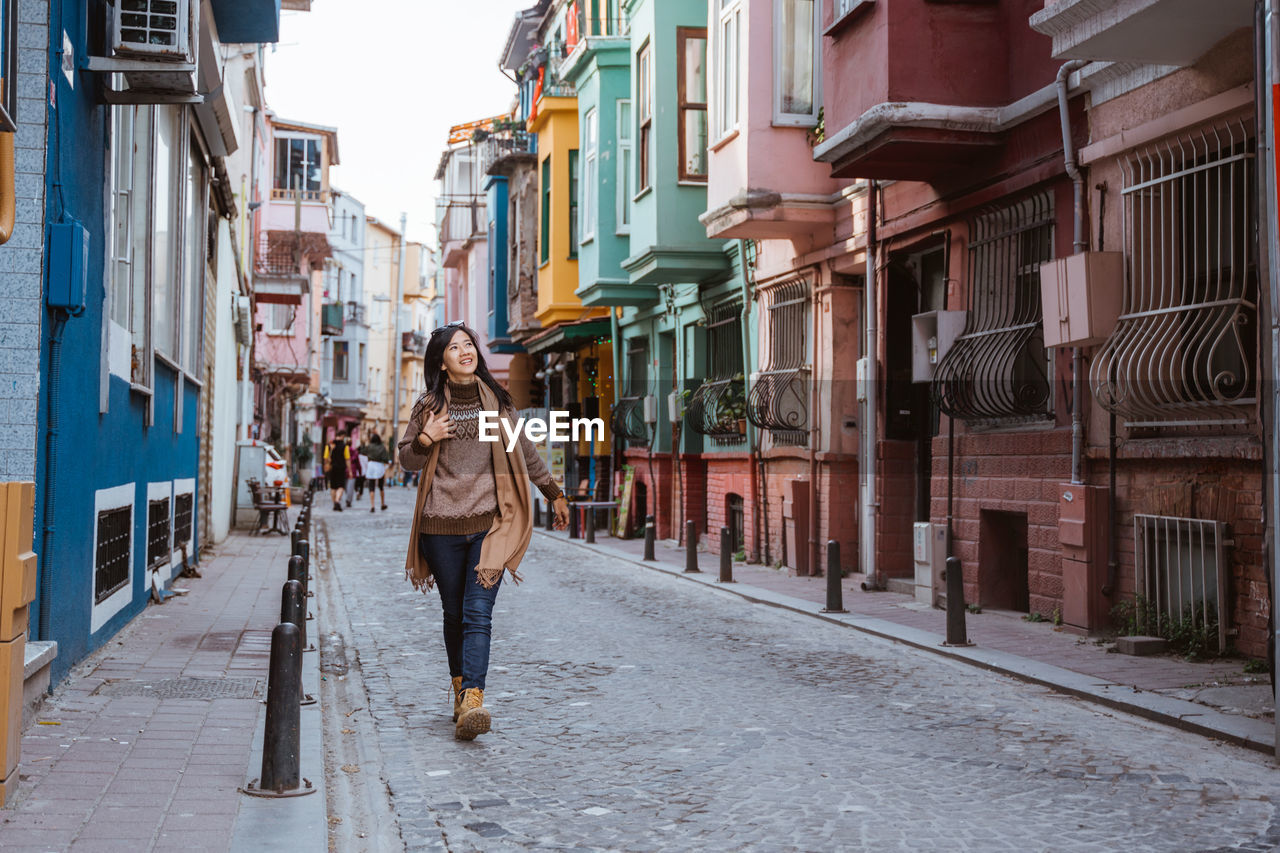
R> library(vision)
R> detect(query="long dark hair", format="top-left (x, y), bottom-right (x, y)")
top-left (415, 323), bottom-right (514, 418)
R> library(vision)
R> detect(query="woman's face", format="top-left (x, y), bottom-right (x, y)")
top-left (441, 329), bottom-right (479, 380)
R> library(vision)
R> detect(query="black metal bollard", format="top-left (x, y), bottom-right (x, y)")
top-left (546, 500), bottom-right (555, 531)
top-left (684, 521), bottom-right (700, 573)
top-left (259, 621), bottom-right (303, 793)
top-left (718, 527), bottom-right (733, 583)
top-left (281, 578), bottom-right (306, 651)
top-left (642, 515), bottom-right (656, 561)
top-left (585, 506), bottom-right (596, 544)
top-left (569, 505), bottom-right (580, 539)
top-left (293, 539), bottom-right (310, 587)
top-left (822, 540), bottom-right (847, 613)
top-left (533, 500), bottom-right (542, 527)
top-left (944, 556), bottom-right (969, 645)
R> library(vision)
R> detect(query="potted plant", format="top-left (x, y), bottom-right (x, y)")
top-left (293, 441), bottom-right (314, 490)
top-left (720, 374), bottom-right (748, 435)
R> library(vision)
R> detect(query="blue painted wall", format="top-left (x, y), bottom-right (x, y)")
top-left (36, 1), bottom-right (203, 684)
top-left (485, 175), bottom-right (523, 353)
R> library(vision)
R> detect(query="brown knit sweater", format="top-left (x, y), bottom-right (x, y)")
top-left (401, 380), bottom-right (563, 535)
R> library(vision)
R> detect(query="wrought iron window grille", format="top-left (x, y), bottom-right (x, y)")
top-left (174, 493), bottom-right (194, 551)
top-left (147, 497), bottom-right (171, 571)
top-left (748, 277), bottom-right (810, 446)
top-left (95, 506), bottom-right (132, 604)
top-left (687, 300), bottom-right (747, 444)
top-left (612, 336), bottom-right (652, 447)
top-left (1091, 119), bottom-right (1257, 431)
top-left (932, 192), bottom-right (1055, 425)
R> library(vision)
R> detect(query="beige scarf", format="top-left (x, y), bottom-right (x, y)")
top-left (403, 380), bottom-right (533, 591)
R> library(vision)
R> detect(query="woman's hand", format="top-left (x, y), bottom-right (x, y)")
top-left (552, 497), bottom-right (570, 531)
top-left (418, 410), bottom-right (455, 447)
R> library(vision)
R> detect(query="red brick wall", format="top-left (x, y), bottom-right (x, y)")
top-left (877, 440), bottom-right (917, 579)
top-left (622, 449), bottom-right (676, 540)
top-left (1096, 453), bottom-right (1268, 658)
top-left (929, 428), bottom-right (1072, 614)
top-left (705, 457), bottom-right (754, 554)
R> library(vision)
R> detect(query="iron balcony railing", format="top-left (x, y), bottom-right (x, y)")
top-left (255, 232), bottom-right (303, 278)
top-left (344, 301), bottom-right (366, 326)
top-left (686, 300), bottom-right (747, 444)
top-left (270, 187), bottom-right (329, 203)
top-left (1091, 119), bottom-right (1257, 430)
top-left (402, 331), bottom-right (427, 356)
top-left (479, 131), bottom-right (533, 175)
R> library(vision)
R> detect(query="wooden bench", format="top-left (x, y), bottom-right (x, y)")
top-left (246, 479), bottom-right (290, 536)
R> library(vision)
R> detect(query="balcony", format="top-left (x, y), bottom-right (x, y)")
top-left (813, 1), bottom-right (1032, 181)
top-left (253, 232), bottom-right (324, 305)
top-left (480, 131), bottom-right (535, 177)
top-left (344, 301), bottom-right (366, 326)
top-left (401, 331), bottom-right (427, 357)
top-left (1030, 0), bottom-right (1254, 66)
top-left (321, 302), bottom-right (344, 337)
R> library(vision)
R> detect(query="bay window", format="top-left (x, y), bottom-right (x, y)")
top-left (678, 28), bottom-right (709, 181)
top-left (569, 149), bottom-right (580, 258)
top-left (636, 40), bottom-right (652, 193)
top-left (273, 135), bottom-right (322, 196)
top-left (774, 0), bottom-right (820, 125)
top-left (714, 0), bottom-right (742, 139)
top-left (616, 100), bottom-right (631, 233)
top-left (581, 108), bottom-right (597, 244)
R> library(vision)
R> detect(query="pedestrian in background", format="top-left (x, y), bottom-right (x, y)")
top-left (355, 441), bottom-right (370, 501)
top-left (362, 433), bottom-right (390, 512)
top-left (345, 433), bottom-right (364, 508)
top-left (324, 430), bottom-right (351, 511)
top-left (399, 322), bottom-right (569, 741)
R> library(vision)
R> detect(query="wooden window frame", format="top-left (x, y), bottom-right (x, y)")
top-left (636, 39), bottom-right (652, 194)
top-left (677, 27), bottom-right (709, 183)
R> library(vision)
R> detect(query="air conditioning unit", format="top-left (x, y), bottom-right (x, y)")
top-left (110, 0), bottom-right (195, 62)
top-left (234, 296), bottom-right (252, 346)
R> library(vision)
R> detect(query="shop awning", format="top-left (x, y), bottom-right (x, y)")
top-left (523, 318), bottom-right (613, 355)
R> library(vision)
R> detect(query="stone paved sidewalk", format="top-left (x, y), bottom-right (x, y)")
top-left (0, 531), bottom-right (302, 852)
top-left (546, 527), bottom-right (1276, 751)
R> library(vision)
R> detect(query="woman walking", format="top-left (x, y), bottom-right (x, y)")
top-left (399, 323), bottom-right (569, 740)
top-left (324, 430), bottom-right (351, 511)
top-left (361, 433), bottom-right (391, 512)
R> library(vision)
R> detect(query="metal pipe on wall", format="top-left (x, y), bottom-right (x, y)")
top-left (391, 212), bottom-right (407, 461)
top-left (861, 181), bottom-right (880, 589)
top-left (738, 240), bottom-right (762, 563)
top-left (1056, 59), bottom-right (1088, 486)
top-left (809, 270), bottom-right (820, 577)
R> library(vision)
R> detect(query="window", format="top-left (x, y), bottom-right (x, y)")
top-left (678, 28), bottom-right (709, 182)
top-left (334, 341), bottom-right (349, 382)
top-left (568, 149), bottom-right (580, 258)
top-left (152, 106), bottom-right (183, 361)
top-left (540, 157), bottom-right (551, 265)
top-left (686, 300), bottom-right (745, 443)
top-left (750, 278), bottom-right (811, 445)
top-left (182, 133), bottom-right (207, 373)
top-left (358, 343), bottom-right (366, 385)
top-left (714, 0), bottom-right (742, 139)
top-left (1092, 119), bottom-right (1257, 430)
top-left (173, 492), bottom-right (194, 553)
top-left (616, 100), bottom-right (632, 233)
top-left (637, 40), bottom-right (652, 193)
top-left (612, 335), bottom-right (651, 447)
top-left (267, 303), bottom-right (295, 335)
top-left (581, 108), bottom-right (597, 244)
top-left (147, 496), bottom-right (171, 570)
top-left (95, 505), bottom-right (131, 604)
top-left (273, 135), bottom-right (322, 195)
top-left (933, 192), bottom-right (1055, 424)
top-left (775, 0), bottom-right (820, 125)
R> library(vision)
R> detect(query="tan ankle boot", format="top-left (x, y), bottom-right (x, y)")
top-left (455, 688), bottom-right (490, 740)
top-left (451, 677), bottom-right (463, 722)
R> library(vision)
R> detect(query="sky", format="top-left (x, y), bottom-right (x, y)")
top-left (261, 0), bottom-right (535, 245)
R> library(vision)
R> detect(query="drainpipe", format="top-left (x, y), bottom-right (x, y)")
top-left (861, 181), bottom-right (880, 589)
top-left (738, 241), bottom-right (760, 562)
top-left (610, 307), bottom-right (622, 494)
top-left (0, 132), bottom-right (15, 244)
top-left (1252, 0), bottom-right (1279, 727)
top-left (38, 313), bottom-right (68, 642)
top-left (808, 272), bottom-right (821, 577)
top-left (391, 212), bottom-right (406, 462)
top-left (1056, 60), bottom-right (1088, 485)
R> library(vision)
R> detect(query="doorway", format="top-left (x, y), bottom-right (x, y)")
top-left (979, 510), bottom-right (1030, 612)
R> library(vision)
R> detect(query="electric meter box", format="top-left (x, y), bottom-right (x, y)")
top-left (47, 220), bottom-right (89, 314)
top-left (1039, 251), bottom-right (1124, 349)
top-left (911, 310), bottom-right (966, 382)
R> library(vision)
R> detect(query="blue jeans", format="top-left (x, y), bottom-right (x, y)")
top-left (418, 532), bottom-right (503, 691)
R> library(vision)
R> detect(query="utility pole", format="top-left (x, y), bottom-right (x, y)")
top-left (391, 212), bottom-right (407, 463)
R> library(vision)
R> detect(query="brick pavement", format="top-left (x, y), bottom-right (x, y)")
top-left (576, 529), bottom-right (1275, 730)
top-left (0, 531), bottom-right (298, 853)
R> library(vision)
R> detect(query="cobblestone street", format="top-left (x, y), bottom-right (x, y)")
top-left (320, 494), bottom-right (1280, 852)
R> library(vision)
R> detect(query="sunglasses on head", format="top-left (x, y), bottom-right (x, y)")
top-left (433, 321), bottom-right (464, 336)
